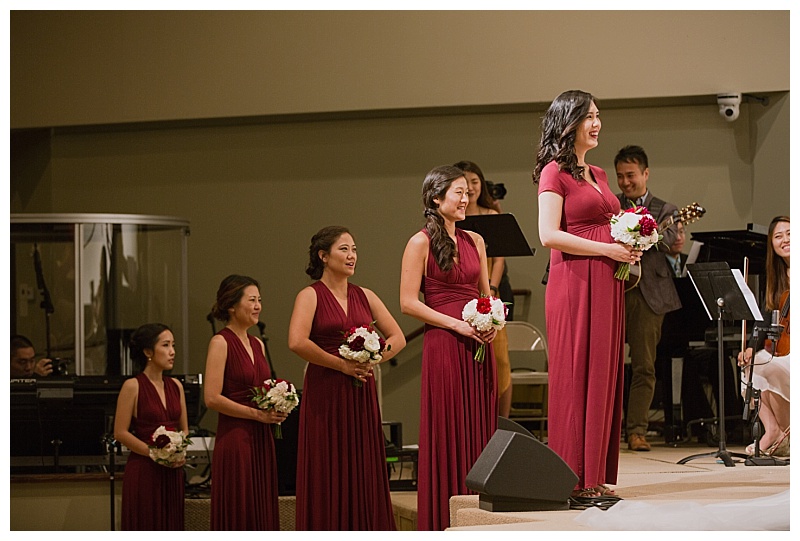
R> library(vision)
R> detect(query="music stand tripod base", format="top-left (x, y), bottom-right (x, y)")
top-left (678, 263), bottom-right (757, 467)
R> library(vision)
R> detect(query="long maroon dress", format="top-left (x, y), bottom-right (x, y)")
top-left (538, 160), bottom-right (625, 490)
top-left (295, 281), bottom-right (396, 530)
top-left (417, 228), bottom-right (497, 531)
top-left (121, 373), bottom-right (185, 530)
top-left (211, 327), bottom-right (280, 530)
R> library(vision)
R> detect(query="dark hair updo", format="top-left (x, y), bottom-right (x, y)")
top-left (211, 274), bottom-right (261, 322)
top-left (422, 164), bottom-right (465, 272)
top-left (129, 323), bottom-right (171, 372)
top-left (305, 226), bottom-right (352, 280)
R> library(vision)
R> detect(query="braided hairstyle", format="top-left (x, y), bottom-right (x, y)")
top-left (422, 165), bottom-right (466, 272)
top-left (532, 90), bottom-right (597, 184)
top-left (305, 225), bottom-right (352, 280)
top-left (129, 323), bottom-right (171, 372)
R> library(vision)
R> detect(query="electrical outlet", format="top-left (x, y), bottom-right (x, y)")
top-left (19, 284), bottom-right (34, 300)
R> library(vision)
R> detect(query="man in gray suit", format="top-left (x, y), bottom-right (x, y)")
top-left (615, 145), bottom-right (682, 451)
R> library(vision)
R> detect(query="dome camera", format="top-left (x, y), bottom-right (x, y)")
top-left (717, 92), bottom-right (742, 122)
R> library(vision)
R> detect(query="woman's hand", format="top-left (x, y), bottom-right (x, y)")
top-left (168, 457), bottom-right (187, 469)
top-left (607, 243), bottom-right (643, 264)
top-left (253, 408), bottom-right (289, 425)
top-left (339, 358), bottom-right (373, 384)
top-left (738, 347), bottom-right (754, 367)
top-left (478, 328), bottom-right (498, 344)
top-left (453, 320), bottom-right (497, 344)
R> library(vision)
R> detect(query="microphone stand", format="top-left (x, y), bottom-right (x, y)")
top-left (207, 313), bottom-right (216, 336)
top-left (257, 321), bottom-right (277, 379)
top-left (742, 321), bottom-right (789, 466)
top-left (33, 243), bottom-right (55, 358)
top-left (103, 433), bottom-right (123, 530)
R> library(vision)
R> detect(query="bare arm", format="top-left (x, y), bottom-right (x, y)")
top-left (399, 232), bottom-right (491, 343)
top-left (362, 287), bottom-right (406, 363)
top-left (287, 286), bottom-right (374, 383)
top-left (113, 378), bottom-right (150, 457)
top-left (538, 191), bottom-right (638, 263)
top-left (203, 335), bottom-right (285, 424)
top-left (172, 378), bottom-right (190, 435)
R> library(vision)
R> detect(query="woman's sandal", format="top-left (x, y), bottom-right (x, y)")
top-left (594, 484), bottom-right (617, 497)
top-left (571, 487), bottom-right (601, 499)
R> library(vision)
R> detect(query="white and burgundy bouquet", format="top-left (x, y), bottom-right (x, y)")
top-left (149, 425), bottom-right (192, 467)
top-left (251, 378), bottom-right (300, 439)
top-left (339, 322), bottom-right (390, 387)
top-left (609, 206), bottom-right (661, 281)
top-left (462, 294), bottom-right (509, 363)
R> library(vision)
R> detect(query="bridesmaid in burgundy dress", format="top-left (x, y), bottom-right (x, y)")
top-left (534, 90), bottom-right (640, 499)
top-left (400, 165), bottom-right (498, 531)
top-left (114, 323), bottom-right (188, 530)
top-left (204, 275), bottom-right (287, 530)
top-left (288, 225), bottom-right (405, 530)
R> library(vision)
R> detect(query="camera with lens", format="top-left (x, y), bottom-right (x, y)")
top-left (50, 357), bottom-right (70, 376)
top-left (485, 180), bottom-right (507, 200)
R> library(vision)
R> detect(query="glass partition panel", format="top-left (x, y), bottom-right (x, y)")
top-left (10, 214), bottom-right (189, 376)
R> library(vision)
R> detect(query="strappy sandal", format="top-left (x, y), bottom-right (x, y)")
top-left (766, 427), bottom-right (790, 457)
top-left (571, 487), bottom-right (601, 499)
top-left (595, 484), bottom-right (617, 496)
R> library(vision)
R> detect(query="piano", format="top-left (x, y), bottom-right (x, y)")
top-left (655, 225), bottom-right (768, 444)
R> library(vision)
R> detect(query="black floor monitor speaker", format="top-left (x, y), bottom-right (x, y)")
top-left (465, 417), bottom-right (578, 512)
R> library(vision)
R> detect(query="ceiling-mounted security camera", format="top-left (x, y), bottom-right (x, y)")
top-left (717, 92), bottom-right (742, 122)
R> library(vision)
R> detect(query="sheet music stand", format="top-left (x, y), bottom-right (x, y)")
top-left (456, 214), bottom-right (535, 258)
top-left (677, 262), bottom-right (760, 467)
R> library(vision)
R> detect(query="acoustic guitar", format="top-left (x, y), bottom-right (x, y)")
top-left (625, 202), bottom-right (706, 291)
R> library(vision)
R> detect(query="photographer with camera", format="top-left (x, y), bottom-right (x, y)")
top-left (10, 334), bottom-right (59, 378)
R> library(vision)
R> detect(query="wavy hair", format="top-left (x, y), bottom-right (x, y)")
top-left (422, 165), bottom-right (465, 272)
top-left (211, 274), bottom-right (260, 322)
top-left (305, 225), bottom-right (352, 280)
top-left (453, 160), bottom-right (495, 210)
top-left (765, 215), bottom-right (790, 311)
top-left (532, 90), bottom-right (597, 184)
top-left (129, 323), bottom-right (171, 372)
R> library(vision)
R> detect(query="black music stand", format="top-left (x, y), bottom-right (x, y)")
top-left (457, 214), bottom-right (535, 258)
top-left (677, 262), bottom-right (760, 467)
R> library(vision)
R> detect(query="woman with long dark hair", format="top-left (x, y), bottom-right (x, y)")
top-left (534, 90), bottom-right (639, 498)
top-left (738, 216), bottom-right (790, 456)
top-left (400, 165), bottom-right (497, 530)
top-left (114, 323), bottom-right (188, 530)
top-left (454, 159), bottom-right (513, 418)
top-left (204, 274), bottom-right (286, 530)
top-left (288, 225), bottom-right (405, 530)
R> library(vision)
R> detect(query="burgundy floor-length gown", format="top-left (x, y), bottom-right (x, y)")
top-left (211, 327), bottom-right (280, 530)
top-left (417, 228), bottom-right (497, 531)
top-left (538, 160), bottom-right (625, 490)
top-left (295, 281), bottom-right (396, 530)
top-left (121, 373), bottom-right (185, 530)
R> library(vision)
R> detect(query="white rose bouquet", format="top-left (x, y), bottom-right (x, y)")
top-left (251, 378), bottom-right (300, 439)
top-left (609, 206), bottom-right (661, 281)
top-left (339, 323), bottom-right (390, 387)
top-left (148, 425), bottom-right (192, 467)
top-left (461, 295), bottom-right (509, 363)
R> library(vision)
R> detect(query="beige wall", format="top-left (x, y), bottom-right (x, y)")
top-left (10, 10), bottom-right (790, 444)
top-left (11, 11), bottom-right (789, 128)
